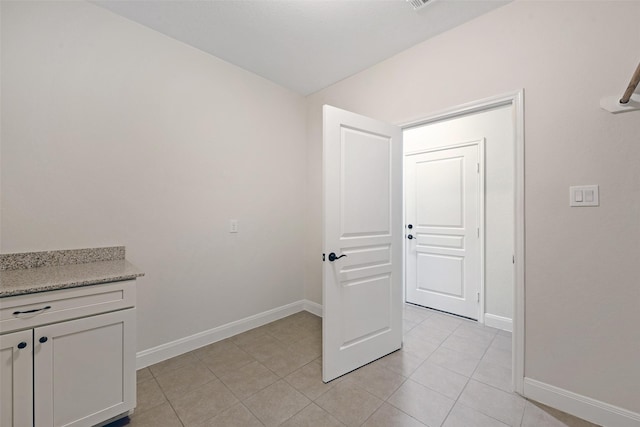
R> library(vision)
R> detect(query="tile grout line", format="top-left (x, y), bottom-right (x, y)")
top-left (219, 319), bottom-right (320, 426)
top-left (439, 321), bottom-right (515, 427)
top-left (139, 307), bottom-right (598, 427)
top-left (135, 308), bottom-right (529, 427)
top-left (155, 376), bottom-right (187, 427)
top-left (404, 306), bottom-right (510, 427)
top-left (241, 395), bottom-right (268, 426)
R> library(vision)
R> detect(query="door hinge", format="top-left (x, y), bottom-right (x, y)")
top-left (477, 163), bottom-right (480, 173)
top-left (477, 228), bottom-right (480, 238)
top-left (322, 253), bottom-right (325, 262)
top-left (477, 292), bottom-right (480, 303)
top-left (512, 255), bottom-right (515, 264)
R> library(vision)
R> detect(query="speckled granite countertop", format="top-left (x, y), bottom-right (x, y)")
top-left (0, 247), bottom-right (144, 298)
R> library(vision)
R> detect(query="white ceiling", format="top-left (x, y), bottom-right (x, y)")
top-left (92, 0), bottom-right (511, 95)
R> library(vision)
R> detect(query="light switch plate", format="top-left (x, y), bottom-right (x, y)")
top-left (570, 185), bottom-right (599, 207)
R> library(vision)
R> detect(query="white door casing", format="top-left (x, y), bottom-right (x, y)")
top-left (401, 90), bottom-right (524, 394)
top-left (322, 105), bottom-right (403, 382)
top-left (405, 141), bottom-right (483, 320)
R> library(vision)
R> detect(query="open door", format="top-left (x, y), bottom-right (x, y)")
top-left (322, 105), bottom-right (403, 382)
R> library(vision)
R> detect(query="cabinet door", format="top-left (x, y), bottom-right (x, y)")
top-left (0, 329), bottom-right (33, 427)
top-left (34, 309), bottom-right (136, 427)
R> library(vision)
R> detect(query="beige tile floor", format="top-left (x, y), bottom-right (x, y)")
top-left (107, 304), bottom-right (599, 427)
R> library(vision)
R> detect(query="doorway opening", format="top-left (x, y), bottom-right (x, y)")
top-left (320, 92), bottom-right (524, 391)
top-left (400, 90), bottom-right (525, 393)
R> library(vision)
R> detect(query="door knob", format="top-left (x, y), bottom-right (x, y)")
top-left (328, 252), bottom-right (347, 262)
top-left (407, 224), bottom-right (413, 229)
top-left (39, 337), bottom-right (48, 344)
top-left (407, 234), bottom-right (414, 239)
top-left (17, 342), bottom-right (27, 349)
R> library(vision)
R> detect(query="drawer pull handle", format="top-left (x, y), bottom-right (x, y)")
top-left (39, 337), bottom-right (48, 344)
top-left (13, 305), bottom-right (51, 316)
top-left (17, 342), bottom-right (28, 349)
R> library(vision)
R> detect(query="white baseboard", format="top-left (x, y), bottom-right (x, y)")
top-left (303, 300), bottom-right (323, 317)
top-left (136, 299), bottom-right (320, 369)
top-left (484, 313), bottom-right (512, 332)
top-left (524, 378), bottom-right (640, 427)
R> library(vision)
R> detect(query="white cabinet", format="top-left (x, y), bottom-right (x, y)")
top-left (34, 309), bottom-right (136, 427)
top-left (1, 330), bottom-right (33, 426)
top-left (0, 281), bottom-right (137, 427)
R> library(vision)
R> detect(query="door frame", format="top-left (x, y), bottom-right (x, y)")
top-left (399, 90), bottom-right (525, 394)
top-left (404, 139), bottom-right (486, 322)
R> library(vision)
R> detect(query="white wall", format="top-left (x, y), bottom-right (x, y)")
top-left (305, 0), bottom-right (640, 415)
top-left (4, 0), bottom-right (640, 418)
top-left (404, 105), bottom-right (514, 320)
top-left (1, 1), bottom-right (307, 352)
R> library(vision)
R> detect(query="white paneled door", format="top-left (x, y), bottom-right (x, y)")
top-left (322, 105), bottom-right (403, 382)
top-left (405, 142), bottom-right (483, 320)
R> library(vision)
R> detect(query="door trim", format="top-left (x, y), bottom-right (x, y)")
top-left (404, 139), bottom-right (485, 322)
top-left (399, 89), bottom-right (525, 394)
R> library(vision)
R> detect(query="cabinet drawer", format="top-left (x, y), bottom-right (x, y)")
top-left (0, 280), bottom-right (135, 334)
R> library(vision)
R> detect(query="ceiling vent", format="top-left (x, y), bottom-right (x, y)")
top-left (407, 0), bottom-right (434, 11)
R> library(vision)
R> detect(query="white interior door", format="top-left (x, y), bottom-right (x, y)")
top-left (322, 105), bottom-right (403, 382)
top-left (405, 142), bottom-right (482, 319)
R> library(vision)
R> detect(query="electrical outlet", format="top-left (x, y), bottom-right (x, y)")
top-left (229, 219), bottom-right (238, 233)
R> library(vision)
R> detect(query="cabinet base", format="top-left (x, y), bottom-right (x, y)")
top-left (93, 409), bottom-right (134, 427)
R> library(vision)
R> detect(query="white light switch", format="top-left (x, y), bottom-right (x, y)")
top-left (570, 185), bottom-right (599, 207)
top-left (584, 190), bottom-right (594, 203)
top-left (574, 190), bottom-right (583, 202)
top-left (229, 219), bottom-right (239, 233)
